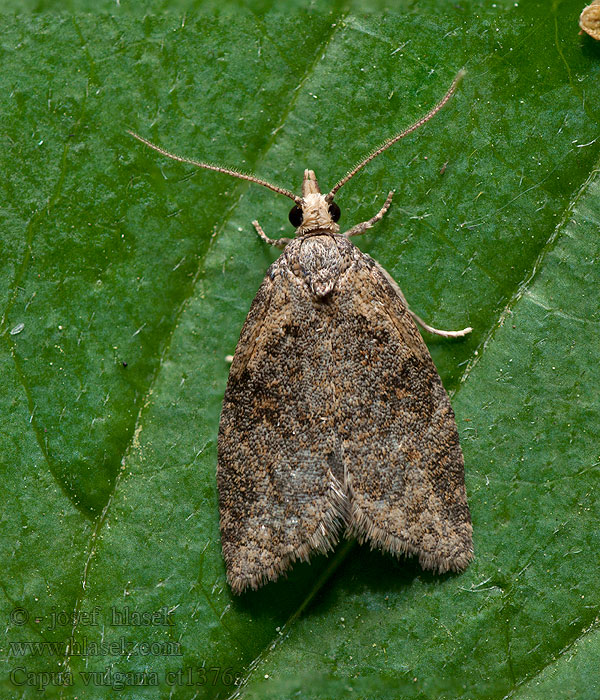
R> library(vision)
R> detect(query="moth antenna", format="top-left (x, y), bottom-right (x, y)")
top-left (326, 70), bottom-right (466, 201)
top-left (128, 131), bottom-right (302, 204)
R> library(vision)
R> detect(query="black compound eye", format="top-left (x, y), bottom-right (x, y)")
top-left (328, 201), bottom-right (341, 222)
top-left (288, 205), bottom-right (303, 228)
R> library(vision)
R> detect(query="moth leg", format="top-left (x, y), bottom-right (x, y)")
top-left (408, 310), bottom-right (472, 338)
top-left (343, 191), bottom-right (394, 238)
top-left (373, 259), bottom-right (472, 337)
top-left (252, 219), bottom-right (291, 249)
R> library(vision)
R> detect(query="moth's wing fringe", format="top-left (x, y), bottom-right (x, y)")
top-left (347, 501), bottom-right (473, 574)
top-left (229, 473), bottom-right (350, 594)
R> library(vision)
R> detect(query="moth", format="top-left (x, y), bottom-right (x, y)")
top-left (130, 71), bottom-right (473, 595)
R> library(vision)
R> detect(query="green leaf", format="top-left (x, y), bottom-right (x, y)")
top-left (1, 3), bottom-right (599, 699)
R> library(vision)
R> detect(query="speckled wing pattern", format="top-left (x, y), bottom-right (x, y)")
top-left (217, 233), bottom-right (472, 594)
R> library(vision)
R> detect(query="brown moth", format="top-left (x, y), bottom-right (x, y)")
top-left (129, 71), bottom-right (473, 595)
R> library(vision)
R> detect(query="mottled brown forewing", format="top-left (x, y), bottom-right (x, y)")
top-left (217, 234), bottom-right (472, 594)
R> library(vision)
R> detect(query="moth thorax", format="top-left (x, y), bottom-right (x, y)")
top-left (298, 235), bottom-right (342, 298)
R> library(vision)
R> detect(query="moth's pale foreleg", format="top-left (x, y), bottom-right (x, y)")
top-left (252, 220), bottom-right (291, 249)
top-left (343, 191), bottom-right (394, 238)
top-left (408, 311), bottom-right (472, 338)
top-left (373, 258), bottom-right (472, 338)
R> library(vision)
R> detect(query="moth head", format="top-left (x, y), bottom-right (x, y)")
top-left (128, 68), bottom-right (465, 240)
top-left (288, 170), bottom-right (341, 235)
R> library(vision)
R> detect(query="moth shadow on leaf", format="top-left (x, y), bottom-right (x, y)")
top-left (229, 549), bottom-right (341, 616)
top-left (229, 539), bottom-right (458, 621)
top-left (340, 541), bottom-right (459, 594)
